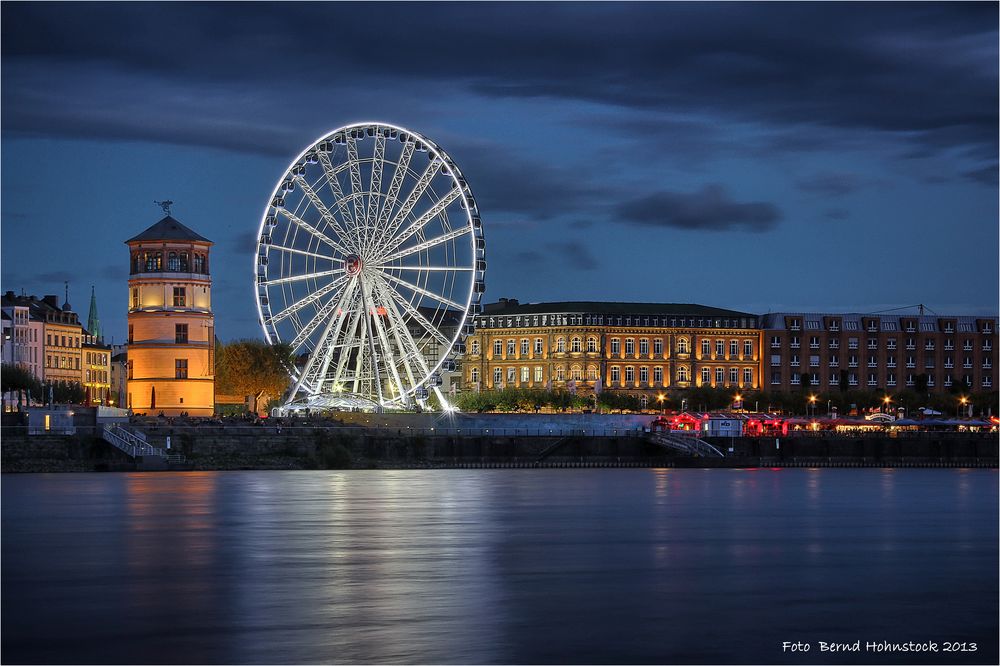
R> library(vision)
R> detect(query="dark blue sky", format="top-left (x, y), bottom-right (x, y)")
top-left (2, 2), bottom-right (997, 343)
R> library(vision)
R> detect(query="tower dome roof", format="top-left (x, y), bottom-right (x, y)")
top-left (126, 215), bottom-right (212, 244)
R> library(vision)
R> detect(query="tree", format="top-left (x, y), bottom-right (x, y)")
top-left (1, 363), bottom-right (42, 408)
top-left (216, 339), bottom-right (293, 414)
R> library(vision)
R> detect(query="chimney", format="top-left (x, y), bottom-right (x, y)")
top-left (43, 295), bottom-right (59, 309)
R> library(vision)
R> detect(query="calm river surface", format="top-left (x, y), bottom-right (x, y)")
top-left (2, 469), bottom-right (997, 665)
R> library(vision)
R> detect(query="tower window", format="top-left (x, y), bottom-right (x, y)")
top-left (167, 252), bottom-right (180, 271)
top-left (173, 287), bottom-right (186, 307)
top-left (175, 324), bottom-right (188, 344)
top-left (175, 358), bottom-right (188, 379)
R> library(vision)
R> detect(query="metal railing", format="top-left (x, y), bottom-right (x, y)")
top-left (648, 431), bottom-right (725, 458)
top-left (102, 423), bottom-right (170, 460)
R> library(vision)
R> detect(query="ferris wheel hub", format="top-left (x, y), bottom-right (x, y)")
top-left (344, 254), bottom-right (363, 276)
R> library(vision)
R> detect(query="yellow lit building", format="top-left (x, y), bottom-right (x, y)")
top-left (126, 214), bottom-right (215, 416)
top-left (463, 300), bottom-right (762, 404)
top-left (38, 293), bottom-right (84, 387)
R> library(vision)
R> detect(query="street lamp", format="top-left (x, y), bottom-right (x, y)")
top-left (808, 394), bottom-right (817, 418)
top-left (657, 393), bottom-right (665, 414)
top-left (733, 393), bottom-right (742, 411)
top-left (883, 395), bottom-right (892, 414)
top-left (958, 396), bottom-right (968, 419)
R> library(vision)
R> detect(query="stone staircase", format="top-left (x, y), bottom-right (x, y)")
top-left (101, 423), bottom-right (187, 468)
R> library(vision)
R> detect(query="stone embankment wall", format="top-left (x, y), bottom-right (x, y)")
top-left (2, 425), bottom-right (997, 472)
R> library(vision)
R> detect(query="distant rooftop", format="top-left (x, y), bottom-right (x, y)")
top-left (482, 300), bottom-right (754, 318)
top-left (126, 215), bottom-right (211, 244)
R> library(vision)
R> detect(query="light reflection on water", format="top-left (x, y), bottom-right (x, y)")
top-left (2, 469), bottom-right (997, 665)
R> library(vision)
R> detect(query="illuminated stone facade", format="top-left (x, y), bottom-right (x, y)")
top-left (463, 300), bottom-right (763, 401)
top-left (126, 215), bottom-right (215, 416)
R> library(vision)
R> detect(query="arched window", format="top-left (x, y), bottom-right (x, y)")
top-left (179, 252), bottom-right (190, 272)
top-left (678, 366), bottom-right (690, 382)
top-left (571, 365), bottom-right (582, 380)
top-left (131, 253), bottom-right (140, 274)
top-left (167, 252), bottom-right (180, 271)
top-left (556, 366), bottom-right (565, 381)
top-left (640, 395), bottom-right (649, 408)
top-left (571, 337), bottom-right (581, 353)
top-left (471, 340), bottom-right (480, 355)
top-left (556, 337), bottom-right (566, 353)
top-left (587, 337), bottom-right (598, 353)
top-left (193, 254), bottom-right (205, 273)
top-left (587, 365), bottom-right (598, 381)
top-left (677, 338), bottom-right (690, 354)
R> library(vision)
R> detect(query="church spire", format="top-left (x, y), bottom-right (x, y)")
top-left (87, 285), bottom-right (101, 340)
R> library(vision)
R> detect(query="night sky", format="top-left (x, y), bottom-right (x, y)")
top-left (2, 2), bottom-right (997, 343)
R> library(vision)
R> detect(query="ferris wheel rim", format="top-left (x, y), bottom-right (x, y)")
top-left (253, 121), bottom-right (484, 407)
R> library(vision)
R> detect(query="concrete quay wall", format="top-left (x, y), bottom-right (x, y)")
top-left (2, 426), bottom-right (996, 472)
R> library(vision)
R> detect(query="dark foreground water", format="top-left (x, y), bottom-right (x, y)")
top-left (2, 469), bottom-right (997, 665)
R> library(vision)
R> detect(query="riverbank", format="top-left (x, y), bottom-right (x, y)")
top-left (1, 426), bottom-right (996, 472)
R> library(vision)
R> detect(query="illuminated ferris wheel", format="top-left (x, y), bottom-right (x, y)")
top-left (254, 122), bottom-right (486, 411)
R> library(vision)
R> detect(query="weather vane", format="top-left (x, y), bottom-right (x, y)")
top-left (154, 200), bottom-right (174, 215)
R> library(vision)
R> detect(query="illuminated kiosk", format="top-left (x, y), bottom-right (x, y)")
top-left (126, 210), bottom-right (215, 416)
top-left (256, 122), bottom-right (485, 413)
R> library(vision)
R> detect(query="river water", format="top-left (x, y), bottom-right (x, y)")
top-left (2, 469), bottom-right (997, 665)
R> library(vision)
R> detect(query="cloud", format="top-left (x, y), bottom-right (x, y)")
top-left (616, 185), bottom-right (781, 232)
top-left (509, 241), bottom-right (598, 272)
top-left (1, 2), bottom-right (994, 165)
top-left (796, 172), bottom-right (865, 197)
top-left (962, 164), bottom-right (999, 186)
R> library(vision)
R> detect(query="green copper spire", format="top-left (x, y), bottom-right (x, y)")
top-left (87, 285), bottom-right (101, 340)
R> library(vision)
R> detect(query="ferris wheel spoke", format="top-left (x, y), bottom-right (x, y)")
top-left (375, 225), bottom-right (472, 264)
top-left (371, 279), bottom-right (420, 396)
top-left (380, 272), bottom-right (465, 311)
top-left (378, 156), bottom-right (442, 252)
top-left (269, 244), bottom-right (337, 262)
top-left (262, 267), bottom-right (343, 287)
top-left (351, 297), bottom-right (370, 394)
top-left (362, 279), bottom-right (403, 404)
top-left (318, 151), bottom-right (360, 237)
top-left (377, 282), bottom-right (432, 391)
top-left (363, 133), bottom-right (386, 257)
top-left (292, 176), bottom-right (356, 253)
top-left (288, 280), bottom-right (357, 398)
top-left (346, 135), bottom-right (367, 244)
top-left (276, 208), bottom-right (351, 256)
top-left (327, 291), bottom-right (366, 392)
top-left (370, 140), bottom-right (416, 251)
top-left (289, 277), bottom-right (357, 351)
top-left (271, 274), bottom-right (349, 325)
top-left (378, 188), bottom-right (463, 259)
top-left (374, 274), bottom-right (451, 348)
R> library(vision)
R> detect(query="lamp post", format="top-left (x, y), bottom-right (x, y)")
top-left (958, 396), bottom-right (968, 419)
top-left (733, 393), bottom-right (742, 412)
top-left (808, 394), bottom-right (817, 418)
top-left (883, 395), bottom-right (892, 414)
top-left (657, 393), bottom-right (665, 415)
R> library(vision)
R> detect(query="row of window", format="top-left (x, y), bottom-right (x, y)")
top-left (125, 359), bottom-right (189, 379)
top-left (772, 371), bottom-right (993, 389)
top-left (125, 324), bottom-right (191, 344)
top-left (85, 369), bottom-right (109, 384)
top-left (482, 315), bottom-right (757, 329)
top-left (46, 333), bottom-right (80, 348)
top-left (131, 251), bottom-right (208, 274)
top-left (46, 355), bottom-right (80, 370)
top-left (784, 318), bottom-right (992, 334)
top-left (85, 352), bottom-right (109, 366)
top-left (771, 354), bottom-right (993, 369)
top-left (772, 336), bottom-right (993, 351)
top-left (130, 287), bottom-right (193, 309)
top-left (470, 365), bottom-right (755, 386)
top-left (484, 337), bottom-right (755, 357)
